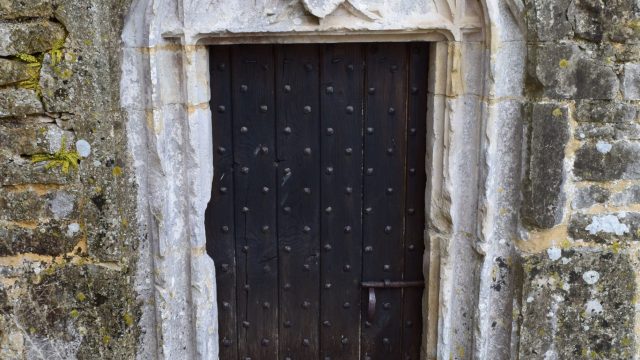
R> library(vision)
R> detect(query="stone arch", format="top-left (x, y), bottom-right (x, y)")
top-left (121, 0), bottom-right (526, 358)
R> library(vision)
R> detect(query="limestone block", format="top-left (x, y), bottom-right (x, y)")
top-left (575, 100), bottom-right (637, 124)
top-left (569, 212), bottom-right (640, 243)
top-left (571, 185), bottom-right (610, 209)
top-left (0, 59), bottom-right (32, 86)
top-left (522, 103), bottom-right (569, 228)
top-left (0, 88), bottom-right (43, 118)
top-left (622, 63), bottom-right (640, 100)
top-left (0, 21), bottom-right (65, 56)
top-left (520, 249), bottom-right (635, 359)
top-left (610, 185), bottom-right (640, 206)
top-left (574, 141), bottom-right (640, 181)
top-left (0, 219), bottom-right (80, 256)
top-left (0, 0), bottom-right (53, 19)
top-left (527, 0), bottom-right (573, 41)
top-left (0, 188), bottom-right (77, 222)
top-left (0, 122), bottom-right (74, 155)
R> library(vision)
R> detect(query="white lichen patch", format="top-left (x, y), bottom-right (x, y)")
top-left (547, 247), bottom-right (561, 261)
top-left (66, 222), bottom-right (80, 237)
top-left (596, 140), bottom-right (612, 154)
top-left (584, 299), bottom-right (603, 316)
top-left (48, 191), bottom-right (75, 219)
top-left (585, 214), bottom-right (629, 235)
top-left (75, 139), bottom-right (91, 157)
top-left (582, 270), bottom-right (600, 285)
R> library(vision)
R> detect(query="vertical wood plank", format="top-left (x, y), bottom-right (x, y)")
top-left (319, 43), bottom-right (365, 360)
top-left (275, 44), bottom-right (321, 359)
top-left (362, 43), bottom-right (409, 360)
top-left (402, 43), bottom-right (429, 360)
top-left (231, 44), bottom-right (279, 360)
top-left (206, 46), bottom-right (238, 360)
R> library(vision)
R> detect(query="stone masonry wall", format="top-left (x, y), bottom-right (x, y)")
top-left (0, 1), bottom-right (140, 358)
top-left (519, 0), bottom-right (640, 358)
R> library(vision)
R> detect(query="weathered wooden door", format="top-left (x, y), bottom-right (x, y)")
top-left (206, 43), bottom-right (428, 360)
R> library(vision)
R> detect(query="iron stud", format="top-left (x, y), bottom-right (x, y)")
top-left (217, 146), bottom-right (226, 154)
top-left (242, 321), bottom-right (250, 328)
top-left (259, 105), bottom-right (268, 113)
top-left (387, 147), bottom-right (394, 155)
top-left (326, 166), bottom-right (333, 174)
top-left (263, 265), bottom-right (270, 272)
top-left (220, 187), bottom-right (228, 194)
top-left (261, 338), bottom-right (270, 346)
top-left (217, 105), bottom-right (226, 113)
top-left (383, 264), bottom-right (390, 271)
top-left (366, 127), bottom-right (374, 134)
top-left (285, 167), bottom-right (292, 174)
top-left (303, 225), bottom-right (311, 233)
top-left (345, 187), bottom-right (353, 194)
top-left (304, 187), bottom-right (311, 194)
top-left (323, 320), bottom-right (331, 327)
top-left (302, 301), bottom-right (311, 309)
top-left (303, 264), bottom-right (311, 271)
top-left (341, 338), bottom-right (349, 345)
top-left (408, 244), bottom-right (416, 251)
top-left (283, 206), bottom-right (291, 213)
top-left (284, 283), bottom-right (291, 290)
top-left (303, 338), bottom-right (310, 347)
top-left (411, 86), bottom-right (419, 94)
top-left (304, 147), bottom-right (312, 155)
top-left (326, 127), bottom-right (334, 135)
top-left (345, 147), bottom-right (352, 155)
top-left (241, 167), bottom-right (249, 174)
top-left (240, 84), bottom-right (248, 92)
top-left (388, 107), bottom-right (395, 115)
top-left (364, 321), bottom-right (371, 328)
top-left (221, 263), bottom-right (229, 272)
top-left (344, 225), bottom-right (351, 233)
top-left (390, 64), bottom-right (398, 71)
top-left (262, 225), bottom-right (269, 233)
top-left (325, 206), bottom-right (332, 213)
top-left (409, 168), bottom-right (416, 175)
top-left (345, 105), bottom-right (354, 114)
top-left (242, 206), bottom-right (249, 213)
top-left (347, 64), bottom-right (354, 71)
top-left (303, 105), bottom-right (312, 113)
top-left (408, 208), bottom-right (415, 215)
top-left (406, 320), bottom-right (413, 327)
top-left (284, 84), bottom-right (291, 93)
top-left (384, 225), bottom-right (392, 233)
top-left (217, 63), bottom-right (226, 71)
top-left (284, 126), bottom-right (292, 134)
top-left (366, 168), bottom-right (374, 175)
top-left (305, 63), bottom-right (313, 71)
top-left (368, 87), bottom-right (376, 94)
top-left (261, 146), bottom-right (269, 154)
top-left (365, 207), bottom-right (372, 214)
top-left (242, 245), bottom-right (249, 253)
top-left (343, 302), bottom-right (351, 308)
top-left (284, 245), bottom-right (291, 253)
top-left (324, 244), bottom-right (332, 251)
top-left (222, 301), bottom-right (230, 308)
top-left (240, 126), bottom-right (248, 133)
top-left (386, 187), bottom-right (394, 194)
top-left (262, 302), bottom-right (270, 309)
top-left (262, 186), bottom-right (269, 193)
top-left (383, 338), bottom-right (390, 345)
top-left (343, 264), bottom-right (351, 272)
top-left (365, 246), bottom-right (373, 253)
top-left (325, 283), bottom-right (332, 289)
top-left (244, 284), bottom-right (250, 291)
top-left (284, 320), bottom-right (292, 328)
top-left (410, 127), bottom-right (417, 135)
top-left (326, 86), bottom-right (334, 94)
top-left (383, 302), bottom-right (391, 309)
top-left (221, 225), bottom-right (229, 233)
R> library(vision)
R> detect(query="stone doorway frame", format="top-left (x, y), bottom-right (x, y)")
top-left (121, 1), bottom-right (527, 359)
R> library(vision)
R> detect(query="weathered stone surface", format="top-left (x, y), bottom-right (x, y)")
top-left (622, 63), bottom-right (640, 100)
top-left (0, 59), bottom-right (32, 86)
top-left (522, 103), bottom-right (569, 228)
top-left (0, 88), bottom-right (43, 118)
top-left (0, 151), bottom-right (75, 186)
top-left (0, 188), bottom-right (77, 222)
top-left (520, 249), bottom-right (635, 359)
top-left (574, 57), bottom-right (620, 99)
top-left (569, 212), bottom-right (640, 243)
top-left (575, 122), bottom-right (640, 140)
top-left (0, 21), bottom-right (65, 56)
top-left (610, 185), bottom-right (640, 206)
top-left (0, 0), bottom-right (53, 19)
top-left (570, 0), bottom-right (604, 42)
top-left (39, 51), bottom-right (80, 113)
top-left (572, 185), bottom-right (610, 209)
top-left (10, 264), bottom-right (140, 359)
top-left (575, 100), bottom-right (637, 123)
top-left (0, 220), bottom-right (81, 256)
top-left (0, 122), bottom-right (74, 155)
top-left (573, 141), bottom-right (640, 181)
top-left (526, 0), bottom-right (572, 41)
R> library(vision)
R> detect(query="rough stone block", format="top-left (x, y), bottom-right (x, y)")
top-left (0, 59), bottom-right (32, 86)
top-left (0, 88), bottom-right (43, 118)
top-left (0, 188), bottom-right (77, 222)
top-left (0, 0), bottom-right (53, 19)
top-left (571, 185), bottom-right (610, 209)
top-left (622, 63), bottom-right (640, 100)
top-left (0, 122), bottom-right (74, 155)
top-left (527, 0), bottom-right (573, 41)
top-left (520, 249), bottom-right (635, 359)
top-left (0, 220), bottom-right (80, 256)
top-left (570, 0), bottom-right (604, 42)
top-left (575, 100), bottom-right (637, 124)
top-left (574, 58), bottom-right (619, 100)
top-left (0, 21), bottom-right (65, 56)
top-left (569, 212), bottom-right (640, 243)
top-left (0, 152), bottom-right (74, 186)
top-left (575, 122), bottom-right (640, 141)
top-left (39, 52), bottom-right (80, 113)
top-left (522, 103), bottom-right (569, 228)
top-left (574, 141), bottom-right (640, 181)
top-left (610, 185), bottom-right (640, 206)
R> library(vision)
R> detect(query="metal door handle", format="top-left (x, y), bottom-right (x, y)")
top-left (362, 280), bottom-right (424, 321)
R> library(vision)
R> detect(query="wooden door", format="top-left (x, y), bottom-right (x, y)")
top-left (205, 43), bottom-right (428, 360)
